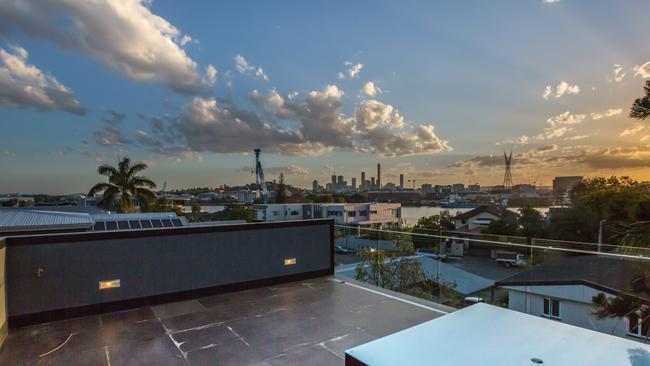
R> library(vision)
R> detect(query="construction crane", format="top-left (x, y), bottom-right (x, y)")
top-left (408, 179), bottom-right (420, 190)
top-left (254, 148), bottom-right (268, 204)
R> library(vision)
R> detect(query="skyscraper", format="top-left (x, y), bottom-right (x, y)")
top-left (337, 175), bottom-right (344, 189)
top-left (377, 164), bottom-right (381, 190)
top-left (312, 180), bottom-right (318, 192)
top-left (331, 175), bottom-right (337, 190)
top-left (371, 177), bottom-right (375, 190)
top-left (361, 171), bottom-right (366, 190)
top-left (351, 177), bottom-right (357, 190)
top-left (399, 174), bottom-right (404, 189)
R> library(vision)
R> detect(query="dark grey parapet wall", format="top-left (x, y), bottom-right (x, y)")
top-left (5, 219), bottom-right (333, 319)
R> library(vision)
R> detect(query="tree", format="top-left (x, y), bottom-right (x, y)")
top-left (630, 80), bottom-right (650, 121)
top-left (191, 202), bottom-right (202, 214)
top-left (411, 212), bottom-right (454, 249)
top-left (355, 239), bottom-right (432, 297)
top-left (518, 206), bottom-right (546, 238)
top-left (207, 204), bottom-right (253, 222)
top-left (275, 173), bottom-right (287, 203)
top-left (592, 265), bottom-right (650, 338)
top-left (482, 217), bottom-right (519, 237)
top-left (88, 157), bottom-right (156, 213)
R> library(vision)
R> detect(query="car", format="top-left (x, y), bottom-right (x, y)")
top-left (335, 245), bottom-right (354, 254)
top-left (416, 248), bottom-right (447, 261)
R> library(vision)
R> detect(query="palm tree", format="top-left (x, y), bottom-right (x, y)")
top-left (630, 80), bottom-right (650, 120)
top-left (88, 157), bottom-right (157, 212)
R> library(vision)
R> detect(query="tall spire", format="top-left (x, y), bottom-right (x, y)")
top-left (503, 151), bottom-right (513, 190)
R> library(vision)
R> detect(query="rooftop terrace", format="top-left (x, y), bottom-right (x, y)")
top-left (0, 276), bottom-right (447, 365)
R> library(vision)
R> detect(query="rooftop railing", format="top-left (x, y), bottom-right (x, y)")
top-left (334, 224), bottom-right (650, 341)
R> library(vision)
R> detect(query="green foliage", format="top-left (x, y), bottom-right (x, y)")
top-left (559, 176), bottom-right (650, 243)
top-left (304, 194), bottom-right (333, 203)
top-left (482, 217), bottom-right (519, 237)
top-left (209, 204), bottom-right (253, 222)
top-left (274, 173), bottom-right (287, 203)
top-left (518, 205), bottom-right (546, 238)
top-left (191, 202), bottom-right (202, 214)
top-left (355, 239), bottom-right (431, 297)
top-left (410, 211), bottom-right (454, 249)
top-left (630, 80), bottom-right (650, 121)
top-left (88, 157), bottom-right (156, 213)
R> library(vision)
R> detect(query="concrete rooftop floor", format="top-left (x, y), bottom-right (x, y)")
top-left (0, 276), bottom-right (450, 365)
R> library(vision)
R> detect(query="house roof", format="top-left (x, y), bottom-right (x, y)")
top-left (345, 303), bottom-right (650, 366)
top-left (453, 204), bottom-right (511, 220)
top-left (0, 209), bottom-right (93, 233)
top-left (496, 255), bottom-right (649, 300)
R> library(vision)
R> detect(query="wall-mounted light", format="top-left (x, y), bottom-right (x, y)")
top-left (284, 258), bottom-right (296, 266)
top-left (99, 279), bottom-right (121, 290)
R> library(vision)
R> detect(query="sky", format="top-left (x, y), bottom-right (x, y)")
top-left (1, 0), bottom-right (650, 194)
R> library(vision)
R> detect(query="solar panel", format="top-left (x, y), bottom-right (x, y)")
top-left (171, 218), bottom-right (183, 227)
top-left (151, 219), bottom-right (163, 228)
top-left (129, 220), bottom-right (141, 229)
top-left (161, 219), bottom-right (173, 227)
top-left (93, 221), bottom-right (106, 231)
top-left (141, 220), bottom-right (152, 228)
top-left (105, 221), bottom-right (118, 230)
top-left (117, 221), bottom-right (129, 230)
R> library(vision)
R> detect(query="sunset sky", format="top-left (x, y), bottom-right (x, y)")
top-left (1, 0), bottom-right (650, 194)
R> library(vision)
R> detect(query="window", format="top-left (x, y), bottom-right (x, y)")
top-left (348, 211), bottom-right (356, 217)
top-left (627, 312), bottom-right (650, 338)
top-left (272, 211), bottom-right (279, 216)
top-left (542, 298), bottom-right (560, 319)
top-left (358, 210), bottom-right (368, 216)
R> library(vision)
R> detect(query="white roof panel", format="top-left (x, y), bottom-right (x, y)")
top-left (346, 303), bottom-right (650, 366)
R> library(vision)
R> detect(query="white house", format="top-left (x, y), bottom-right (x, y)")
top-left (453, 204), bottom-right (512, 233)
top-left (496, 256), bottom-right (648, 341)
top-left (253, 203), bottom-right (401, 226)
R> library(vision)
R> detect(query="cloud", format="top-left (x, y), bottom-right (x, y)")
top-left (203, 64), bottom-right (217, 86)
top-left (634, 62), bottom-right (650, 78)
top-left (340, 61), bottom-right (363, 79)
top-left (565, 134), bottom-right (589, 141)
top-left (452, 145), bottom-right (650, 173)
top-left (0, 0), bottom-right (211, 95)
top-left (543, 0), bottom-right (560, 3)
top-left (92, 126), bottom-right (133, 147)
top-left (138, 85), bottom-right (451, 158)
top-left (2, 149), bottom-right (15, 158)
top-left (354, 99), bottom-right (404, 130)
top-left (102, 110), bottom-right (126, 126)
top-left (362, 81), bottom-right (381, 97)
top-left (497, 135), bottom-right (529, 145)
top-left (259, 164), bottom-right (310, 177)
top-left (0, 44), bottom-right (84, 115)
top-left (547, 111), bottom-right (586, 125)
top-left (613, 64), bottom-right (626, 82)
top-left (590, 108), bottom-right (622, 120)
top-left (542, 81), bottom-right (580, 100)
top-left (234, 54), bottom-right (268, 81)
top-left (620, 123), bottom-right (646, 137)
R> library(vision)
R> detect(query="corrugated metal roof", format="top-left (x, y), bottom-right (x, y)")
top-left (0, 209), bottom-right (93, 232)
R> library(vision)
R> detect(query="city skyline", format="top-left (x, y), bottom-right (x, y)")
top-left (1, 1), bottom-right (650, 194)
